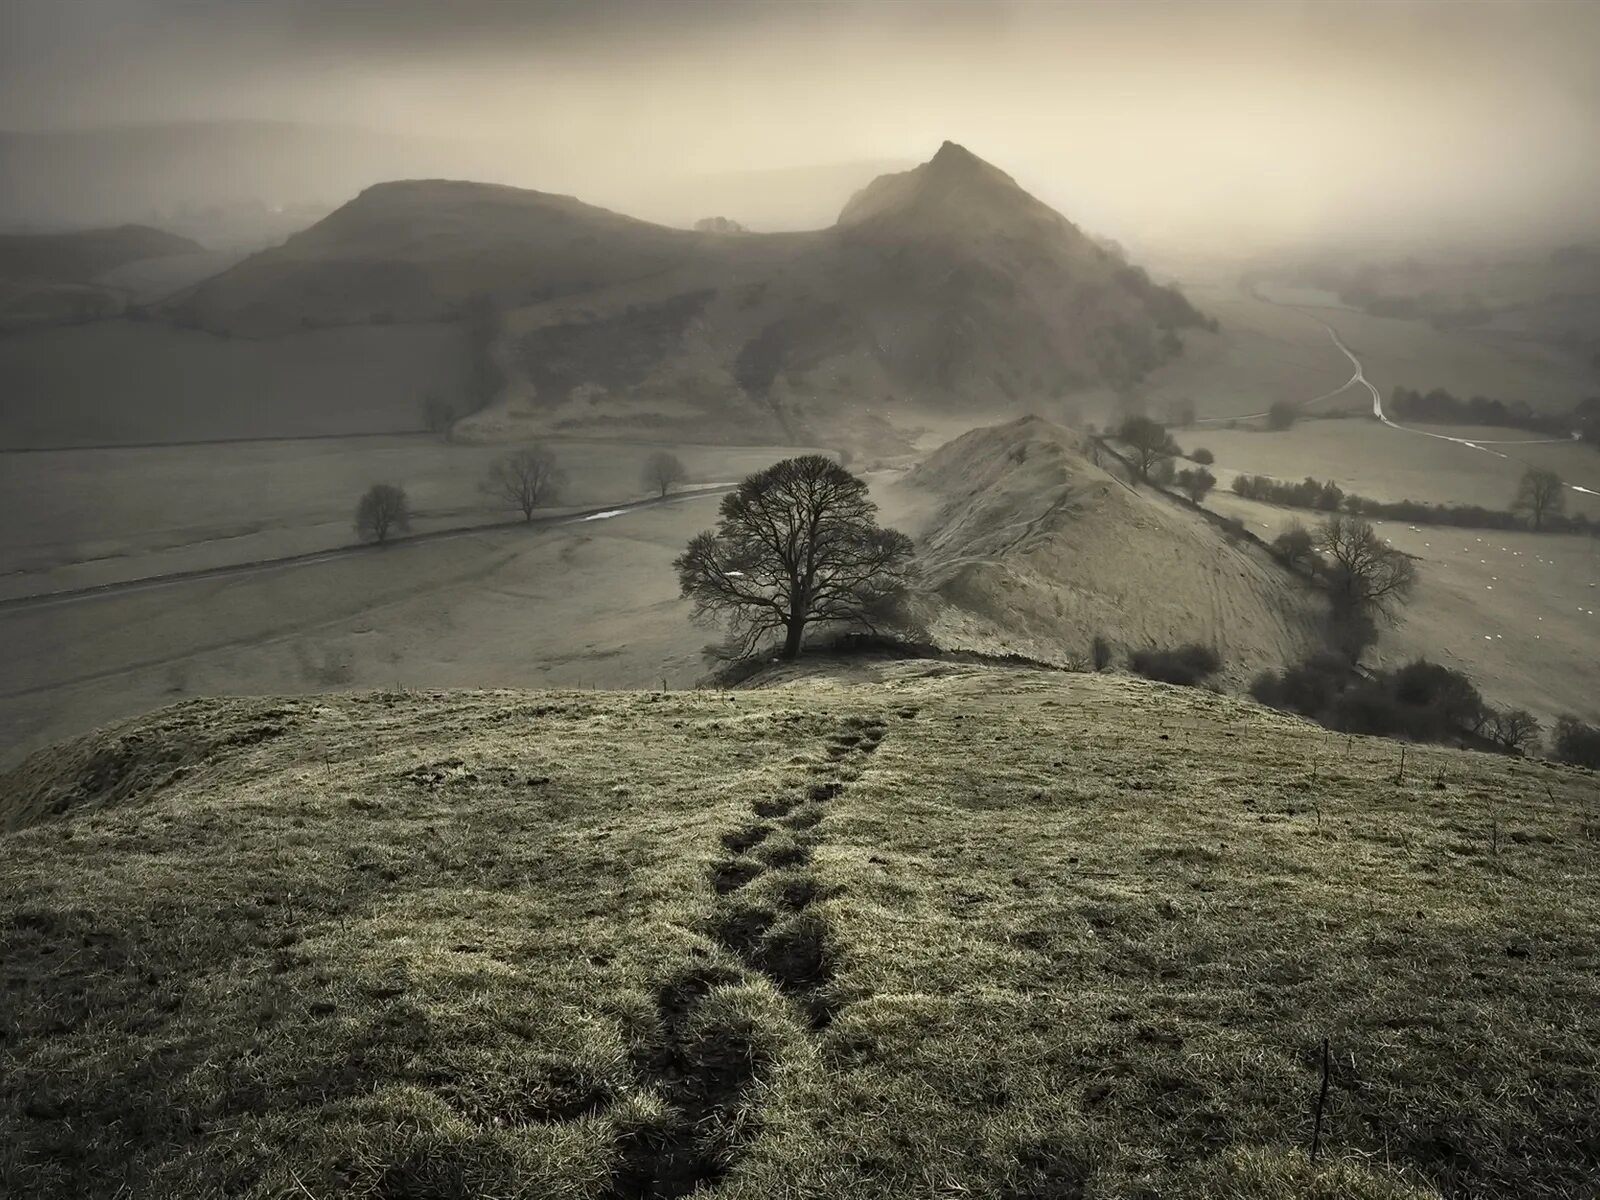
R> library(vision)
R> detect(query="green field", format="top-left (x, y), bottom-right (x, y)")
top-left (2, 664), bottom-right (1596, 1198)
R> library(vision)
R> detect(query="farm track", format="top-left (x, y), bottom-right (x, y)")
top-left (1202, 288), bottom-right (1600, 500)
top-left (0, 484), bottom-right (735, 613)
top-left (572, 716), bottom-right (892, 1198)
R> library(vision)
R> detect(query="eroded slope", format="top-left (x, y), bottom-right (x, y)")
top-left (897, 417), bottom-right (1325, 682)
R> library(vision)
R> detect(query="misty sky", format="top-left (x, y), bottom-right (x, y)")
top-left (4, 0), bottom-right (1599, 250)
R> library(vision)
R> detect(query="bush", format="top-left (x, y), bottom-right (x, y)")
top-left (1189, 447), bottom-right (1214, 465)
top-left (1266, 400), bottom-right (1298, 430)
top-left (1272, 524), bottom-right (1316, 573)
top-left (1175, 466), bottom-right (1217, 503)
top-left (1129, 643), bottom-right (1221, 686)
top-left (1553, 716), bottom-right (1600, 768)
top-left (1250, 653), bottom-right (1351, 716)
top-left (1091, 634), bottom-right (1113, 672)
top-left (1253, 656), bottom-right (1503, 746)
top-left (1389, 659), bottom-right (1486, 735)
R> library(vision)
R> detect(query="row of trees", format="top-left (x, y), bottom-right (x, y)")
top-left (353, 449), bottom-right (694, 544)
top-left (1232, 467), bottom-right (1580, 533)
top-left (1388, 386), bottom-right (1600, 443)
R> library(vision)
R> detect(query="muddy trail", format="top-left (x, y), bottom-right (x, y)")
top-left (600, 715), bottom-right (890, 1198)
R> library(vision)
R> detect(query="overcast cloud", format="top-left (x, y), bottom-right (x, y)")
top-left (3, 0), bottom-right (1598, 249)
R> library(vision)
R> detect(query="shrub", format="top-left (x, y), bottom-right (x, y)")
top-left (1389, 659), bottom-right (1486, 735)
top-left (1272, 524), bottom-right (1316, 573)
top-left (1129, 643), bottom-right (1221, 686)
top-left (1189, 447), bottom-right (1215, 465)
top-left (1250, 653), bottom-right (1351, 716)
top-left (1266, 400), bottom-right (1298, 430)
top-left (1091, 634), bottom-right (1113, 672)
top-left (1553, 716), bottom-right (1600, 768)
top-left (1254, 656), bottom-right (1501, 747)
top-left (1175, 466), bottom-right (1217, 503)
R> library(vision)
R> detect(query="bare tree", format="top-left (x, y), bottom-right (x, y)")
top-left (642, 450), bottom-right (688, 498)
top-left (422, 394), bottom-right (455, 439)
top-left (675, 455), bottom-right (914, 661)
top-left (1488, 707), bottom-right (1541, 754)
top-left (486, 448), bottom-right (564, 521)
top-left (1317, 514), bottom-right (1417, 658)
top-left (1115, 416), bottom-right (1181, 483)
top-left (1512, 467), bottom-right (1564, 531)
top-left (355, 484), bottom-right (411, 545)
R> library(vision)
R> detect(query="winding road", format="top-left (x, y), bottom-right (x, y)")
top-left (1203, 291), bottom-right (1599, 501)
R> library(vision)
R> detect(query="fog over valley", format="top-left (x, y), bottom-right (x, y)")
top-left (5, 0), bottom-right (1600, 252)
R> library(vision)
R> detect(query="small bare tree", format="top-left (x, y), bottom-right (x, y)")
top-left (1116, 416), bottom-right (1180, 483)
top-left (1317, 514), bottom-right (1417, 660)
top-left (1512, 467), bottom-right (1563, 531)
top-left (642, 451), bottom-right (688, 498)
top-left (1488, 707), bottom-right (1541, 753)
top-left (422, 394), bottom-right (455, 439)
top-left (486, 447), bottom-right (564, 521)
top-left (355, 484), bottom-right (411, 545)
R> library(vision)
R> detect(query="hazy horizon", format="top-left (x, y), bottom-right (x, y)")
top-left (4, 0), bottom-right (1600, 254)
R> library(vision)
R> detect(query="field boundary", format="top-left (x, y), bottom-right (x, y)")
top-left (0, 484), bottom-right (735, 612)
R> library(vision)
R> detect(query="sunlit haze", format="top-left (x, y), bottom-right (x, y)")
top-left (4, 0), bottom-right (1599, 251)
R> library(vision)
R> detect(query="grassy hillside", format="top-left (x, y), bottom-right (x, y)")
top-left (2, 663), bottom-right (1596, 1198)
top-left (893, 417), bottom-right (1324, 683)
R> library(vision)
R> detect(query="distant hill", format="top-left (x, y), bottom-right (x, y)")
top-left (895, 416), bottom-right (1323, 681)
top-left (0, 224), bottom-right (205, 333)
top-left (169, 180), bottom-right (700, 335)
top-left (0, 224), bottom-right (202, 283)
top-left (164, 142), bottom-right (1212, 447)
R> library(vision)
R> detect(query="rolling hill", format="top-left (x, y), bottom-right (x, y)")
top-left (162, 143), bottom-right (1210, 448)
top-left (0, 224), bottom-right (202, 283)
top-left (0, 224), bottom-right (205, 333)
top-left (892, 416), bottom-right (1324, 681)
top-left (1, 664), bottom-right (1596, 1198)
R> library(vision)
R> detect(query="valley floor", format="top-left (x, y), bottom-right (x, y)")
top-left (2, 665), bottom-right (1596, 1198)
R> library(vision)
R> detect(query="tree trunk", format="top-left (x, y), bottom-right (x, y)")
top-left (780, 618), bottom-right (806, 661)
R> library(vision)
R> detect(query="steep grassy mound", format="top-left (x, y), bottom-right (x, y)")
top-left (897, 417), bottom-right (1324, 681)
top-left (2, 665), bottom-right (1596, 1198)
